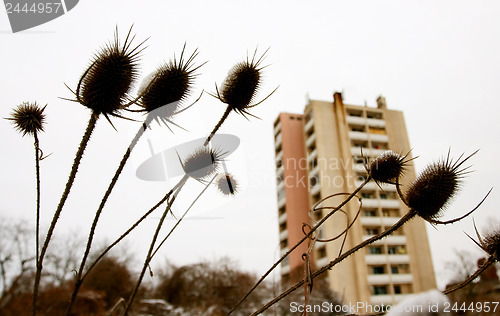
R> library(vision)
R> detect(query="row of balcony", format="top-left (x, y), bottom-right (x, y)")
top-left (346, 115), bottom-right (386, 128)
top-left (349, 131), bottom-right (389, 143)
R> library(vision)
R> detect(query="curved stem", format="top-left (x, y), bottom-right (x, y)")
top-left (124, 175), bottom-right (189, 315)
top-left (227, 177), bottom-right (371, 315)
top-left (204, 106), bottom-right (231, 146)
top-left (66, 118), bottom-right (151, 315)
top-left (250, 210), bottom-right (417, 316)
top-left (32, 111), bottom-right (99, 316)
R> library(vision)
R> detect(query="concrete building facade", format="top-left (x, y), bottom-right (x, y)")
top-left (274, 92), bottom-right (436, 308)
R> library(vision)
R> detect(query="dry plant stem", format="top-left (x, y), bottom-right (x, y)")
top-left (227, 177), bottom-right (372, 316)
top-left (33, 132), bottom-right (41, 269)
top-left (124, 175), bottom-right (188, 315)
top-left (81, 178), bottom-right (185, 282)
top-left (32, 111), bottom-right (99, 316)
top-left (442, 256), bottom-right (496, 295)
top-left (250, 210), bottom-right (417, 316)
top-left (204, 105), bottom-right (232, 146)
top-left (67, 117), bottom-right (152, 315)
top-left (151, 175), bottom-right (216, 259)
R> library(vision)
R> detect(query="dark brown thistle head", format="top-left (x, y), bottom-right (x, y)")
top-left (77, 27), bottom-right (144, 119)
top-left (218, 48), bottom-right (268, 116)
top-left (369, 151), bottom-right (411, 184)
top-left (139, 46), bottom-right (203, 126)
top-left (405, 151), bottom-right (474, 221)
top-left (216, 173), bottom-right (239, 196)
top-left (7, 102), bottom-right (46, 136)
top-left (181, 147), bottom-right (225, 181)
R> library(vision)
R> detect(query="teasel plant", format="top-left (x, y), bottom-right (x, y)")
top-left (6, 102), bottom-right (47, 284)
top-left (29, 26), bottom-right (146, 316)
top-left (205, 47), bottom-right (278, 145)
top-left (229, 150), bottom-right (491, 316)
top-left (65, 44), bottom-right (203, 315)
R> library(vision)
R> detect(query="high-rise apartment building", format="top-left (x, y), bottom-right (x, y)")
top-left (274, 92), bottom-right (436, 308)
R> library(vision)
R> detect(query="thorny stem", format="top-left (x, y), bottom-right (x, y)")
top-left (442, 256), bottom-right (496, 295)
top-left (227, 177), bottom-right (372, 316)
top-left (124, 175), bottom-right (189, 315)
top-left (67, 117), bottom-right (152, 315)
top-left (32, 111), bottom-right (99, 316)
top-left (249, 210), bottom-right (417, 316)
top-left (204, 105), bottom-right (232, 146)
top-left (33, 132), bottom-right (41, 272)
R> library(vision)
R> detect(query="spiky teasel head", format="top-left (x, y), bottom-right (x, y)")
top-left (369, 151), bottom-right (412, 184)
top-left (76, 27), bottom-right (144, 119)
top-left (217, 48), bottom-right (270, 117)
top-left (7, 102), bottom-right (47, 136)
top-left (405, 151), bottom-right (474, 221)
top-left (216, 173), bottom-right (239, 196)
top-left (139, 45), bottom-right (203, 125)
top-left (180, 147), bottom-right (225, 181)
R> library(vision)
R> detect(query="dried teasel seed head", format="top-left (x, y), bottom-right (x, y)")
top-left (7, 102), bottom-right (46, 136)
top-left (482, 230), bottom-right (500, 258)
top-left (79, 27), bottom-right (143, 116)
top-left (219, 49), bottom-right (267, 115)
top-left (140, 47), bottom-right (201, 123)
top-left (216, 173), bottom-right (239, 196)
top-left (369, 151), bottom-right (409, 184)
top-left (181, 147), bottom-right (225, 181)
top-left (405, 152), bottom-right (472, 220)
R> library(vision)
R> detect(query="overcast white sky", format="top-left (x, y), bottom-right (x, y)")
top-left (1, 1), bottom-right (500, 289)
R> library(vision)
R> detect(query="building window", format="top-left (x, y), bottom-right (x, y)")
top-left (388, 246), bottom-right (406, 255)
top-left (318, 246), bottom-right (327, 259)
top-left (380, 193), bottom-right (387, 199)
top-left (365, 227), bottom-right (379, 235)
top-left (279, 222), bottom-right (286, 233)
top-left (391, 266), bottom-right (399, 274)
top-left (368, 247), bottom-right (382, 254)
top-left (371, 266), bottom-right (385, 274)
top-left (364, 210), bottom-right (376, 217)
top-left (373, 286), bottom-right (388, 295)
top-left (367, 111), bottom-right (383, 119)
top-left (394, 285), bottom-right (402, 294)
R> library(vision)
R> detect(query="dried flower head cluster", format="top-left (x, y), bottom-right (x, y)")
top-left (77, 27), bottom-right (144, 118)
top-left (369, 151), bottom-right (410, 184)
top-left (216, 173), bottom-right (239, 196)
top-left (181, 147), bottom-right (225, 181)
top-left (217, 49), bottom-right (268, 116)
top-left (8, 102), bottom-right (46, 136)
top-left (405, 152), bottom-right (473, 220)
top-left (139, 46), bottom-right (202, 125)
